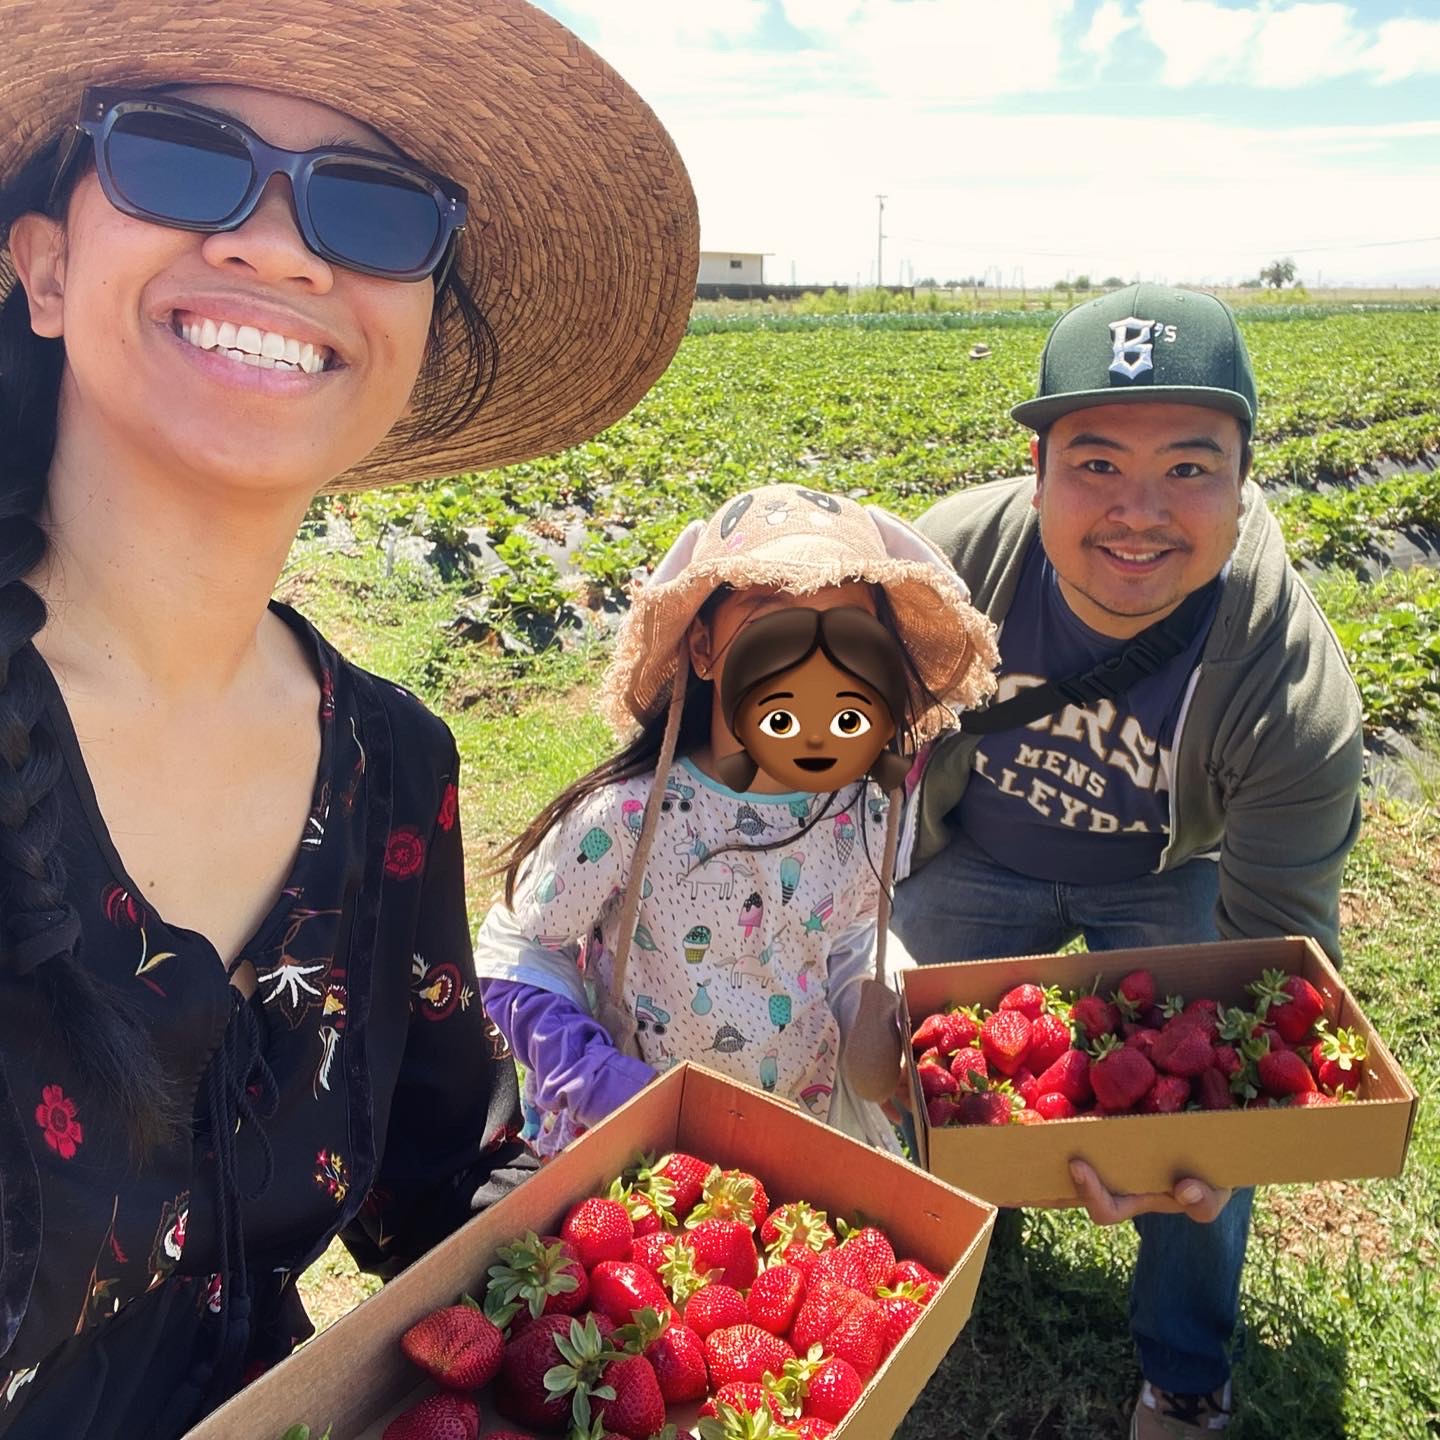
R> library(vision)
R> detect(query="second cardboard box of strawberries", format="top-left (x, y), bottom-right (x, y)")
top-left (900, 935), bottom-right (1418, 1209)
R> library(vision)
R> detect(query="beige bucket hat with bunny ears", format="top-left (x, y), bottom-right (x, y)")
top-left (596, 482), bottom-right (998, 1106)
top-left (0, 0), bottom-right (697, 493)
top-left (601, 482), bottom-right (999, 742)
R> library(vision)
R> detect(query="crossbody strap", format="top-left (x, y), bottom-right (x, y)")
top-left (963, 581), bottom-right (1215, 736)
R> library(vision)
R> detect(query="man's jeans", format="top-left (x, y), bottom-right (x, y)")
top-left (893, 834), bottom-right (1252, 1395)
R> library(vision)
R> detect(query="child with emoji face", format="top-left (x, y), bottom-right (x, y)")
top-left (476, 484), bottom-right (997, 1154)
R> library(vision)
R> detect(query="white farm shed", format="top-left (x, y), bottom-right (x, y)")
top-left (698, 250), bottom-right (766, 284)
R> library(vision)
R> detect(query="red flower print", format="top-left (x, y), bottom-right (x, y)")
top-left (101, 884), bottom-right (143, 928)
top-left (313, 1149), bottom-right (350, 1205)
top-left (35, 1085), bottom-right (84, 1160)
top-left (384, 826), bottom-right (426, 881)
top-left (437, 782), bottom-right (458, 833)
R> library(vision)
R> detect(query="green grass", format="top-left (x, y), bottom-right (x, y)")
top-left (290, 542), bottom-right (1440, 1437)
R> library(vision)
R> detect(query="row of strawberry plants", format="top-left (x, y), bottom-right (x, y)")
top-left (1275, 470), bottom-right (1440, 567)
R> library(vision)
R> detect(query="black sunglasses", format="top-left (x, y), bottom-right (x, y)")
top-left (51, 87), bottom-right (468, 284)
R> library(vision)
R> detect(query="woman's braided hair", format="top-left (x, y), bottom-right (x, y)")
top-left (1, 137), bottom-right (180, 1158)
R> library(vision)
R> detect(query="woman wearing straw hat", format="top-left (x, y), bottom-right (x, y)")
top-left (0, 1), bottom-right (696, 1434)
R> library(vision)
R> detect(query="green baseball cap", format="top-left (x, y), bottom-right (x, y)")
top-left (1011, 283), bottom-right (1258, 434)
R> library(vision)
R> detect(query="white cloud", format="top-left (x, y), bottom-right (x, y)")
top-left (1368, 15), bottom-right (1440, 83)
top-left (1081, 0), bottom-right (1138, 61)
top-left (1136, 0), bottom-right (1261, 85)
top-left (1136, 0), bottom-right (1440, 87)
top-left (779, 0), bottom-right (1076, 99)
top-left (533, 1), bottom-right (1440, 286)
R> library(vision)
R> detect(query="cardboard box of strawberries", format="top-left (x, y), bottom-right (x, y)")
top-left (186, 1063), bottom-right (995, 1440)
top-left (900, 936), bottom-right (1418, 1209)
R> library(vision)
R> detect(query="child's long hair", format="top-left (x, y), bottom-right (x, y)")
top-left (491, 584), bottom-right (945, 905)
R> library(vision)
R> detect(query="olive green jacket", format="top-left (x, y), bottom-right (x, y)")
top-left (910, 476), bottom-right (1364, 963)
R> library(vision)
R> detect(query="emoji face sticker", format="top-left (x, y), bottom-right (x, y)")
top-left (733, 647), bottom-right (895, 791)
top-left (718, 606), bottom-right (909, 793)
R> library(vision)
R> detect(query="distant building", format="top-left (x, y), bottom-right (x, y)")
top-left (699, 250), bottom-right (766, 285)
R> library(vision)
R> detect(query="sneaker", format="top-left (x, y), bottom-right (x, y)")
top-left (1130, 1380), bottom-right (1233, 1438)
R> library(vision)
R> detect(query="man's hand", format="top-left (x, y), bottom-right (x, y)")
top-left (1067, 1159), bottom-right (1233, 1225)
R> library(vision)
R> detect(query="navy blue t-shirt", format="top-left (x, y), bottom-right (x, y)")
top-left (955, 537), bottom-right (1219, 884)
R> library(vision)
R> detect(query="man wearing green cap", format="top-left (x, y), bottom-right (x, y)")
top-left (894, 285), bottom-right (1364, 1437)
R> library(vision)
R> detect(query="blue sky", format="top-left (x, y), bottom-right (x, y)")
top-left (535, 0), bottom-right (1440, 287)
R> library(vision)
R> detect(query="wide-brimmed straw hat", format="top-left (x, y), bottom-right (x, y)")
top-left (0, 0), bottom-right (698, 492)
top-left (601, 483), bottom-right (999, 742)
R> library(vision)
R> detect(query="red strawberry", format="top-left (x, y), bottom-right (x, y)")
top-left (1151, 1021), bottom-right (1215, 1078)
top-left (949, 1048), bottom-right (990, 1088)
top-left (614, 1306), bottom-right (708, 1403)
top-left (813, 1226), bottom-right (895, 1292)
top-left (1290, 1090), bottom-right (1338, 1107)
top-left (1211, 1044), bottom-right (1243, 1080)
top-left (1177, 1003), bottom-right (1221, 1043)
top-left (689, 1168), bottom-right (770, 1229)
top-left (999, 982), bottom-right (1046, 1020)
top-left (484, 1232), bottom-right (589, 1326)
top-left (912, 1008), bottom-right (979, 1054)
top-left (980, 1009), bottom-right (1033, 1076)
top-left (822, 1294), bottom-right (885, 1380)
top-left (1113, 968), bottom-right (1157, 1019)
top-left (685, 1282), bottom-right (751, 1338)
top-left (593, 1353), bottom-right (667, 1440)
top-left (887, 1259), bottom-right (941, 1294)
top-left (400, 1301), bottom-right (503, 1390)
top-left (790, 1275), bottom-right (862, 1352)
top-left (955, 1087), bottom-right (1018, 1125)
top-left (381, 1392), bottom-right (478, 1440)
top-left (760, 1201), bottom-right (836, 1256)
top-left (1139, 1074), bottom-right (1192, 1114)
top-left (1026, 1012), bottom-right (1073, 1073)
top-left (748, 1263), bottom-right (808, 1335)
top-left (1034, 1048), bottom-right (1093, 1106)
top-left (657, 1151), bottom-right (714, 1220)
top-left (1089, 1037), bottom-right (1156, 1111)
top-left (688, 1219), bottom-right (759, 1290)
top-left (1312, 1025), bottom-right (1367, 1093)
top-left (1034, 1091), bottom-right (1077, 1119)
top-left (875, 1293), bottom-right (924, 1353)
top-left (1071, 994), bottom-right (1121, 1042)
top-left (918, 1059), bottom-right (960, 1100)
top-left (1249, 969), bottom-right (1326, 1045)
top-left (493, 1314), bottom-right (577, 1430)
top-left (1014, 1109), bottom-right (1045, 1125)
top-left (705, 1323), bottom-right (797, 1388)
top-left (631, 1230), bottom-right (679, 1280)
top-left (925, 1095), bottom-right (958, 1127)
top-left (794, 1421), bottom-right (838, 1439)
top-left (1125, 1028), bottom-right (1160, 1060)
top-left (688, 1163), bottom-right (771, 1232)
top-left (1196, 1068), bottom-right (1236, 1111)
top-left (1258, 1048), bottom-right (1317, 1098)
top-left (608, 1182), bottom-right (676, 1238)
top-left (803, 1354), bottom-right (865, 1422)
top-left (699, 1380), bottom-right (785, 1420)
top-left (1013, 1067), bottom-right (1041, 1109)
top-left (938, 1008), bottom-right (981, 1052)
top-left (588, 1260), bottom-right (672, 1325)
top-left (560, 1197), bottom-right (634, 1268)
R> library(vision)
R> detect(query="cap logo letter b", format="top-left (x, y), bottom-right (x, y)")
top-left (1108, 316), bottom-right (1158, 380)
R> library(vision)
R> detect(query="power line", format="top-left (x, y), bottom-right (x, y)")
top-left (883, 231), bottom-right (1440, 260)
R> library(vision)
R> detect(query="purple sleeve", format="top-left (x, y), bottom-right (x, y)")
top-left (481, 979), bottom-right (656, 1129)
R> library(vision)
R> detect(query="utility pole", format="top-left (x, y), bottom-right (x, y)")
top-left (875, 194), bottom-right (886, 289)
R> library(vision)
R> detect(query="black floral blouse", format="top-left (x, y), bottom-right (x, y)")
top-left (0, 602), bottom-right (533, 1439)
